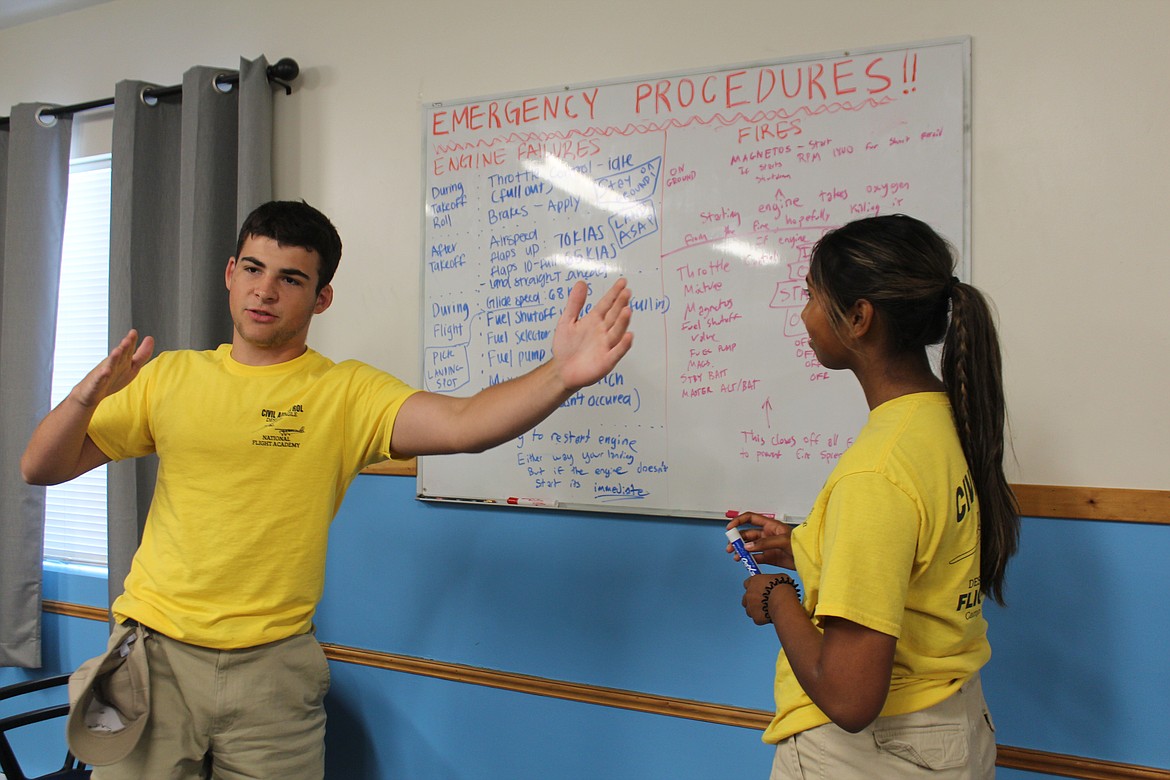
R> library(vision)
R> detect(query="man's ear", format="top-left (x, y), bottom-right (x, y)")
top-left (225, 257), bottom-right (237, 290)
top-left (314, 284), bottom-right (333, 315)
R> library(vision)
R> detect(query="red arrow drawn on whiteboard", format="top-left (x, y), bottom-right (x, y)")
top-left (762, 397), bottom-right (773, 428)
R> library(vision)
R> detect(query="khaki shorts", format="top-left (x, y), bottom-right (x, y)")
top-left (93, 625), bottom-right (331, 780)
top-left (770, 673), bottom-right (996, 779)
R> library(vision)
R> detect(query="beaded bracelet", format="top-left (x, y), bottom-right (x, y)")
top-left (761, 575), bottom-right (801, 624)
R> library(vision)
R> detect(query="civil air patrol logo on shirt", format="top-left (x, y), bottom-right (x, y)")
top-left (948, 471), bottom-right (978, 565)
top-left (251, 404), bottom-right (306, 449)
top-left (951, 470), bottom-right (982, 620)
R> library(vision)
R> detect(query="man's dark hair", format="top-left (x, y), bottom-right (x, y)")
top-left (235, 201), bottom-right (343, 292)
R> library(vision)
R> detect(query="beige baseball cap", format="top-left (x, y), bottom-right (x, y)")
top-left (66, 622), bottom-right (150, 766)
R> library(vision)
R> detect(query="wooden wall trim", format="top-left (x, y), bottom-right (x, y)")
top-left (361, 462), bottom-right (1169, 525)
top-left (996, 745), bottom-right (1170, 780)
top-left (360, 458), bottom-right (416, 476)
top-left (41, 601), bottom-right (1167, 779)
top-left (1011, 484), bottom-right (1169, 525)
top-left (320, 642), bottom-right (771, 730)
top-left (43, 600), bottom-right (107, 621)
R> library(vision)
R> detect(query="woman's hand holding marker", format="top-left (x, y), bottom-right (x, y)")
top-left (725, 511), bottom-right (796, 571)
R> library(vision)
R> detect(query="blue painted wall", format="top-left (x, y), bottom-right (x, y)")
top-left (6, 474), bottom-right (1167, 778)
top-left (315, 475), bottom-right (1170, 778)
top-left (982, 515), bottom-right (1170, 769)
top-left (315, 474), bottom-right (778, 777)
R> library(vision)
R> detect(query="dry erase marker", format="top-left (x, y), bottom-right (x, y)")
top-left (725, 528), bottom-right (762, 575)
top-left (507, 497), bottom-right (555, 507)
top-left (725, 510), bottom-right (776, 520)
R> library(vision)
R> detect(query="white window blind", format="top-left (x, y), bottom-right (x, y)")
top-left (43, 155), bottom-right (111, 567)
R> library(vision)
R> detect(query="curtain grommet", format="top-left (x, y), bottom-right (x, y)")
top-left (34, 107), bottom-right (58, 128)
top-left (139, 86), bottom-right (160, 107)
top-left (213, 74), bottom-right (235, 94)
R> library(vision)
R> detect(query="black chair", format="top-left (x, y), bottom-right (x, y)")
top-left (0, 674), bottom-right (90, 779)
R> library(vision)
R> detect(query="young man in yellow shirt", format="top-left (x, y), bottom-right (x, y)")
top-left (22, 200), bottom-right (634, 779)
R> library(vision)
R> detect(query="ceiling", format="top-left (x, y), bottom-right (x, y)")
top-left (0, 0), bottom-right (115, 30)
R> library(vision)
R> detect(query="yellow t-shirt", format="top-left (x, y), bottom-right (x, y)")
top-left (764, 392), bottom-right (989, 743)
top-left (88, 345), bottom-right (419, 649)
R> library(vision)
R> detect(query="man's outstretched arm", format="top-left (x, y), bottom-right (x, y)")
top-left (390, 278), bottom-right (634, 456)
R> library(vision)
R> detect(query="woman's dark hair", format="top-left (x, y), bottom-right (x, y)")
top-left (808, 214), bottom-right (1019, 604)
top-left (235, 200), bottom-right (342, 292)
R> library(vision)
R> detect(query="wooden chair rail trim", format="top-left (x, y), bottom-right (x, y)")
top-left (995, 745), bottom-right (1170, 779)
top-left (319, 642), bottom-right (771, 730)
top-left (42, 600), bottom-right (107, 621)
top-left (363, 461), bottom-right (1169, 525)
top-left (41, 600), bottom-right (1169, 778)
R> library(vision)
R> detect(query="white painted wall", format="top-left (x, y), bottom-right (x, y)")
top-left (3, 0), bottom-right (1167, 490)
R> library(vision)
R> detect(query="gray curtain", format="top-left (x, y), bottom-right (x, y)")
top-left (0, 56), bottom-right (274, 667)
top-left (0, 105), bottom-right (73, 668)
top-left (106, 56), bottom-right (274, 608)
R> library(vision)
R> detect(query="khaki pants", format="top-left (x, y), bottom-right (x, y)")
top-left (93, 626), bottom-right (331, 780)
top-left (770, 673), bottom-right (996, 779)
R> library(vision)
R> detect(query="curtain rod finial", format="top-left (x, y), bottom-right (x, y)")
top-left (267, 58), bottom-right (299, 96)
top-left (269, 58), bottom-right (300, 83)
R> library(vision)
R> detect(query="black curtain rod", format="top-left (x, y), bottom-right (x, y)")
top-left (0, 57), bottom-right (299, 129)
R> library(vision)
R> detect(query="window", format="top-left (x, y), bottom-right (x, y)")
top-left (43, 154), bottom-right (111, 567)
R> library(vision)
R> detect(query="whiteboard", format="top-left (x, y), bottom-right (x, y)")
top-left (417, 37), bottom-right (970, 519)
